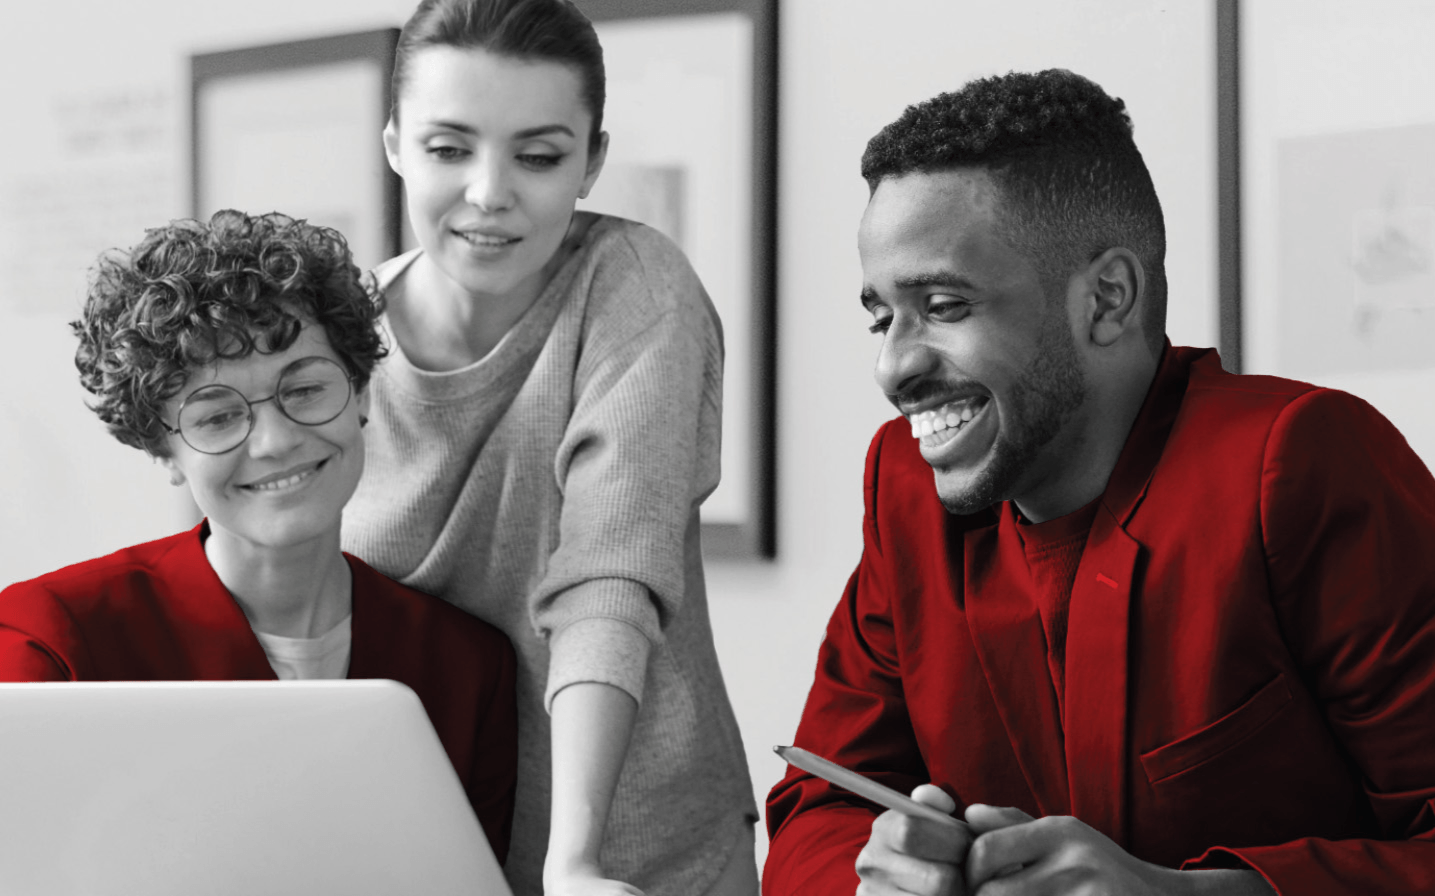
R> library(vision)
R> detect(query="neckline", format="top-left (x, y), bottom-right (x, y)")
top-left (375, 212), bottom-right (610, 376)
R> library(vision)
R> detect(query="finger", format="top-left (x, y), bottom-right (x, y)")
top-left (963, 803), bottom-right (1032, 835)
top-left (870, 806), bottom-right (972, 865)
top-left (965, 816), bottom-right (1064, 891)
top-left (909, 784), bottom-right (958, 814)
top-left (961, 855), bottom-right (1042, 896)
top-left (856, 840), bottom-right (963, 896)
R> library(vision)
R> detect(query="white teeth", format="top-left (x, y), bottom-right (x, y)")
top-left (458, 232), bottom-right (517, 246)
top-left (905, 397), bottom-right (986, 441)
top-left (248, 469), bottom-right (312, 492)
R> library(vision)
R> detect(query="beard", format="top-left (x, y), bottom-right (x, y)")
top-left (933, 312), bottom-right (1088, 516)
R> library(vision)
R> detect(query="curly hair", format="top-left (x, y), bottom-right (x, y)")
top-left (72, 210), bottom-right (388, 457)
top-left (861, 69), bottom-right (1167, 354)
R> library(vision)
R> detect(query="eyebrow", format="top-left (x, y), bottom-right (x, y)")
top-left (423, 120), bottom-right (576, 141)
top-left (860, 271), bottom-right (979, 310)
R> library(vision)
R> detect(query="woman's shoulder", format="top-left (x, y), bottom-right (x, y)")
top-left (571, 213), bottom-right (716, 323)
top-left (370, 248), bottom-right (424, 293)
top-left (2, 529), bottom-right (196, 601)
top-left (0, 528), bottom-right (201, 640)
top-left (583, 214), bottom-right (692, 275)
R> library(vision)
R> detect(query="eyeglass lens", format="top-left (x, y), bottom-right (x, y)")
top-left (177, 357), bottom-right (352, 453)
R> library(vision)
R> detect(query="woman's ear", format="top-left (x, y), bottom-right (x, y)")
top-left (157, 455), bottom-right (187, 488)
top-left (382, 118), bottom-right (404, 177)
top-left (578, 131), bottom-right (609, 200)
top-left (357, 386), bottom-right (372, 428)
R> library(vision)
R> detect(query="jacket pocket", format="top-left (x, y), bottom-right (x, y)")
top-left (1139, 673), bottom-right (1293, 784)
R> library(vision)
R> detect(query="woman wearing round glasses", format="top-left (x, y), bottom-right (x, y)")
top-left (0, 209), bottom-right (519, 860)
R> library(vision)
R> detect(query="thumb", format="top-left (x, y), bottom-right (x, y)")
top-left (909, 783), bottom-right (958, 813)
top-left (965, 803), bottom-right (1033, 834)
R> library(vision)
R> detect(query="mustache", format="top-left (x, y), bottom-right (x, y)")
top-left (886, 377), bottom-right (987, 411)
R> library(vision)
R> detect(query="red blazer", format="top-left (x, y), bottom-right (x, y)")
top-left (0, 523), bottom-right (518, 862)
top-left (765, 346), bottom-right (1435, 895)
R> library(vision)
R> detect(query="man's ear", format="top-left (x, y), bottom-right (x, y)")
top-left (1078, 247), bottom-right (1144, 347)
top-left (382, 118), bottom-right (403, 177)
top-left (578, 131), bottom-right (609, 200)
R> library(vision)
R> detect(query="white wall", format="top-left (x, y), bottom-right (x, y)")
top-left (1241, 0), bottom-right (1435, 468)
top-left (0, 0), bottom-right (1220, 870)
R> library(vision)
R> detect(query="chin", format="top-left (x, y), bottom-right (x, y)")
top-left (931, 460), bottom-right (1010, 516)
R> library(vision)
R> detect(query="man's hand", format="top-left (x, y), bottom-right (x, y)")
top-left (963, 805), bottom-right (1276, 896)
top-left (855, 784), bottom-right (974, 895)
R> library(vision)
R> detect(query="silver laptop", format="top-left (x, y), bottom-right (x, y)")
top-left (0, 679), bottom-right (514, 896)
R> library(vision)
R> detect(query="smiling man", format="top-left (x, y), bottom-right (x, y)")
top-left (764, 70), bottom-right (1435, 896)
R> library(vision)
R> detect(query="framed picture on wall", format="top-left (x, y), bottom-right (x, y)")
top-left (1221, 0), bottom-right (1435, 382)
top-left (191, 29), bottom-right (401, 272)
top-left (576, 0), bottom-right (779, 559)
top-left (1220, 0), bottom-right (1435, 464)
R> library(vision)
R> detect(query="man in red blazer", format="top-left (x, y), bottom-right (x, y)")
top-left (764, 70), bottom-right (1435, 895)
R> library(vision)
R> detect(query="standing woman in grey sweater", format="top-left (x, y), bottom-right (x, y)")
top-left (341, 1), bottom-right (758, 895)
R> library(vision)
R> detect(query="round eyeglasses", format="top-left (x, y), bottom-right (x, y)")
top-left (161, 356), bottom-right (357, 455)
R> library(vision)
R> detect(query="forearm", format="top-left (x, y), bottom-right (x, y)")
top-left (1166, 868), bottom-right (1275, 896)
top-left (544, 680), bottom-right (640, 882)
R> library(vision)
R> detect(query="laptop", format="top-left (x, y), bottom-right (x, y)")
top-left (0, 679), bottom-right (514, 896)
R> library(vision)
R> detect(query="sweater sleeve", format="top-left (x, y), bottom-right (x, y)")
top-left (1185, 389), bottom-right (1435, 893)
top-left (530, 227), bottom-right (724, 709)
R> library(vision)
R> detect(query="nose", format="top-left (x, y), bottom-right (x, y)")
top-left (874, 315), bottom-right (938, 400)
top-left (244, 399), bottom-right (304, 458)
top-left (464, 152), bottom-right (515, 213)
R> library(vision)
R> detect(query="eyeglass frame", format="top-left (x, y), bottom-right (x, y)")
top-left (158, 355), bottom-right (360, 455)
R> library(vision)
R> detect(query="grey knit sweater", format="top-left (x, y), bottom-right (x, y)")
top-left (342, 216), bottom-right (756, 896)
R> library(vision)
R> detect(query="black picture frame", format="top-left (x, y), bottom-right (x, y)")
top-left (191, 29), bottom-right (402, 270)
top-left (1216, 0), bottom-right (1242, 374)
top-left (577, 0), bottom-right (779, 560)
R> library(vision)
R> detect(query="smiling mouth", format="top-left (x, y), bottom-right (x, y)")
top-left (907, 396), bottom-right (990, 448)
top-left (241, 459), bottom-right (327, 493)
top-left (454, 230), bottom-right (520, 248)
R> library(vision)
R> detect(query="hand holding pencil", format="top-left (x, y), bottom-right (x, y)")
top-left (776, 745), bottom-right (979, 895)
top-left (774, 745), bottom-right (969, 831)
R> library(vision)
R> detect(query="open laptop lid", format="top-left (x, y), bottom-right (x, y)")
top-left (0, 679), bottom-right (513, 896)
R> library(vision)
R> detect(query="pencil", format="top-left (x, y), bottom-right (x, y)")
top-left (775, 745), bottom-right (970, 833)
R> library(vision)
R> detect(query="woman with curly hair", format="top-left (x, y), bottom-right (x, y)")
top-left (0, 209), bottom-right (519, 861)
top-left (339, 1), bottom-right (758, 894)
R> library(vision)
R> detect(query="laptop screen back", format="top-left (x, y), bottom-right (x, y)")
top-left (0, 679), bottom-right (513, 896)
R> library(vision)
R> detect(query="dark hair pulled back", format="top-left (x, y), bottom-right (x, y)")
top-left (392, 0), bottom-right (606, 155)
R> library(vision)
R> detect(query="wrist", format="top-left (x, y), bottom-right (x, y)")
top-left (542, 854), bottom-right (604, 888)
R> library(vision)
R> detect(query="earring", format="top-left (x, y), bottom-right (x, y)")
top-left (169, 472), bottom-right (185, 487)
top-left (360, 415), bottom-right (369, 428)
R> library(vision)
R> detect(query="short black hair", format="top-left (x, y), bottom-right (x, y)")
top-left (862, 69), bottom-right (1166, 353)
top-left (73, 210), bottom-right (387, 457)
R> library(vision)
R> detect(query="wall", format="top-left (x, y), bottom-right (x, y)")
top-left (0, 0), bottom-right (1220, 871)
top-left (1241, 0), bottom-right (1435, 468)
